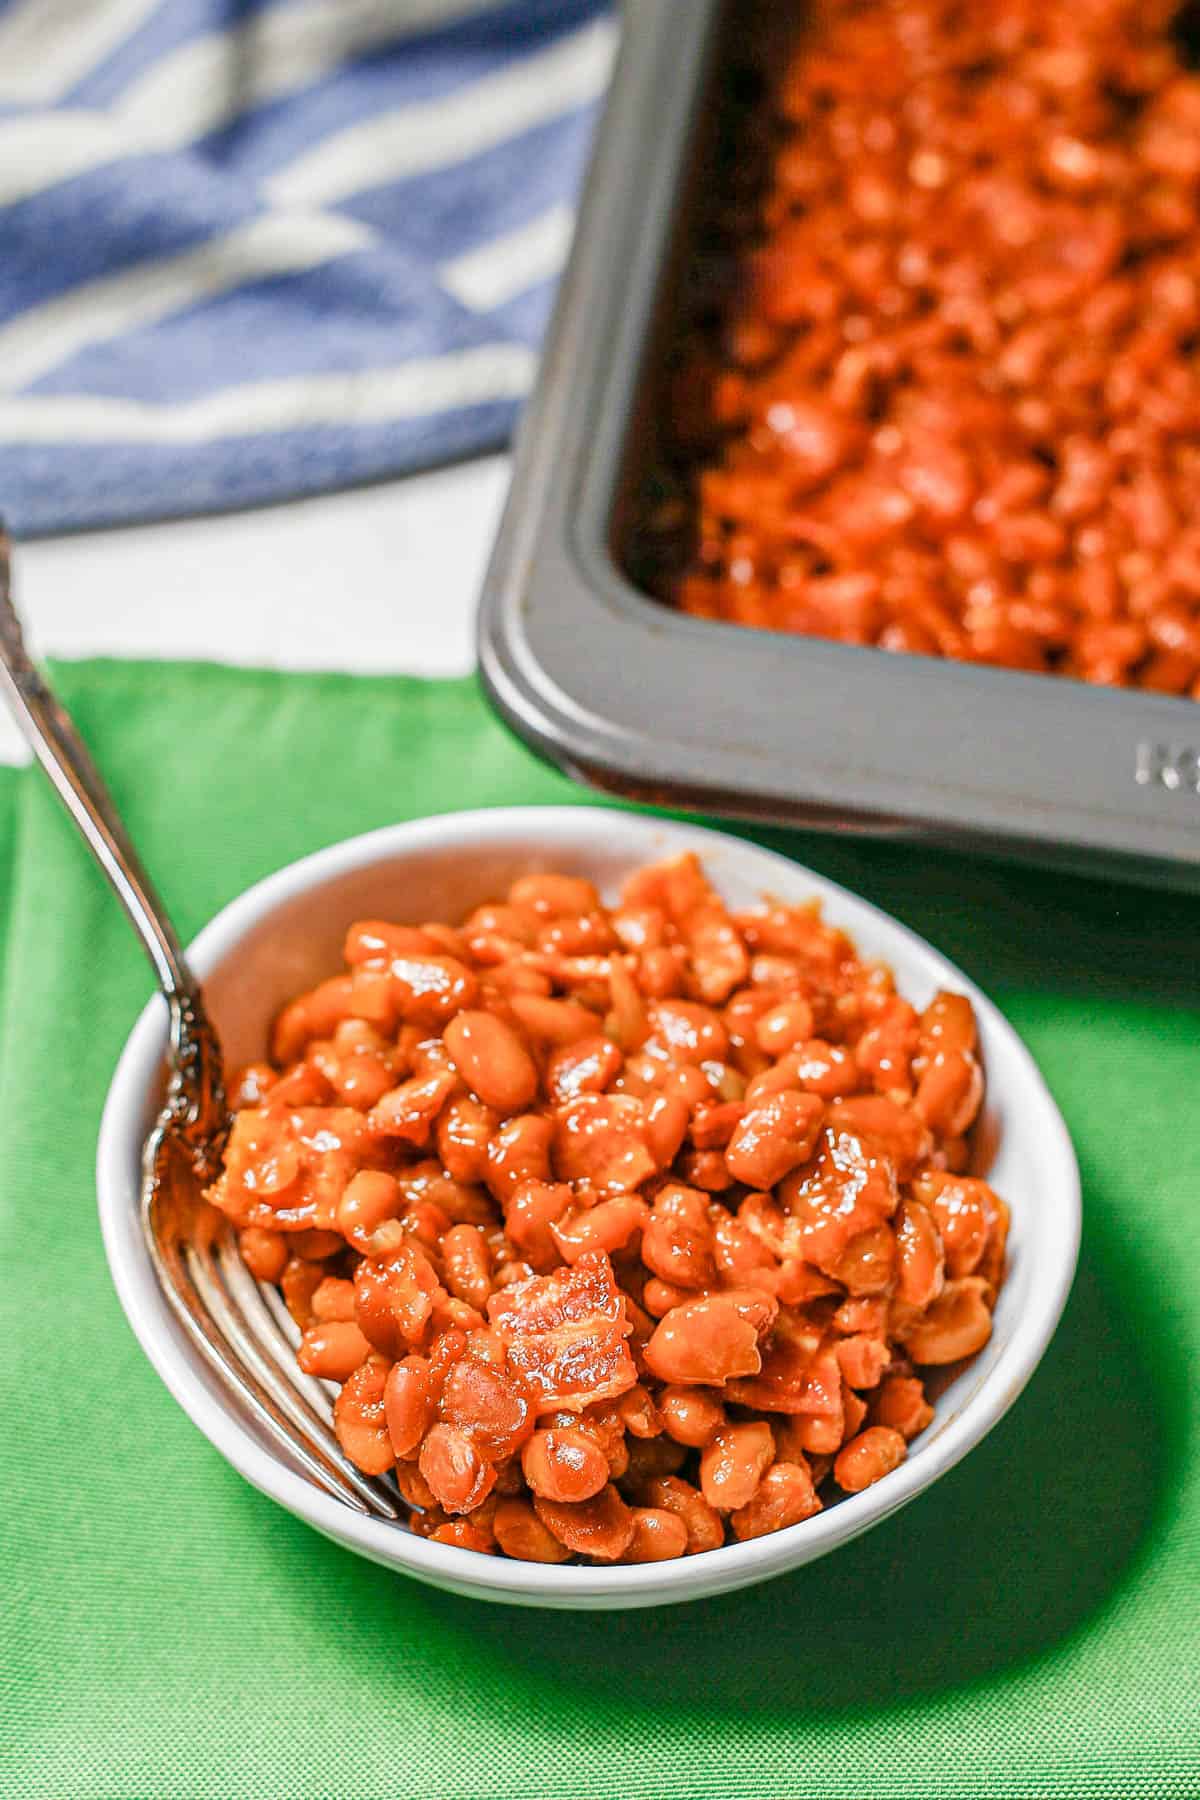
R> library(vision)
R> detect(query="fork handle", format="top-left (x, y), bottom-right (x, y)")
top-left (0, 524), bottom-right (193, 1001)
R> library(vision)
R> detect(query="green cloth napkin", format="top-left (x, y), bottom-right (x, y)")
top-left (2, 660), bottom-right (1197, 1800)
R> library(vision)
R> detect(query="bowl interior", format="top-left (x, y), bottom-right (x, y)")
top-left (98, 807), bottom-right (1080, 1608)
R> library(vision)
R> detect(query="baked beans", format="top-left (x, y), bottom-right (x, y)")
top-left (632, 0), bottom-right (1200, 697)
top-left (209, 852), bottom-right (1008, 1561)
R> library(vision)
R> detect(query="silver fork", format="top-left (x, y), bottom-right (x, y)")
top-left (0, 525), bottom-right (399, 1522)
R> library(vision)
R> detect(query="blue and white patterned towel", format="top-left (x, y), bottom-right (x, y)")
top-left (0, 0), bottom-right (615, 533)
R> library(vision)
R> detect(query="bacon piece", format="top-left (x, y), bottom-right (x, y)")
top-left (354, 1242), bottom-right (443, 1357)
top-left (553, 1093), bottom-right (657, 1195)
top-left (207, 1106), bottom-right (378, 1231)
top-left (487, 1251), bottom-right (636, 1412)
top-left (725, 1311), bottom-right (842, 1417)
top-left (777, 1126), bottom-right (899, 1267)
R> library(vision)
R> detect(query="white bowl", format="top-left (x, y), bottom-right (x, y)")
top-left (97, 807), bottom-right (1080, 1609)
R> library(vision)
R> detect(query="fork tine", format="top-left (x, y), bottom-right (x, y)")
top-left (188, 1233), bottom-right (402, 1520)
top-left (146, 1221), bottom-right (400, 1521)
top-left (216, 1236), bottom-right (340, 1413)
top-left (261, 1289), bottom-right (339, 1397)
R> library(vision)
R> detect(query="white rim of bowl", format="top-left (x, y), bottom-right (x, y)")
top-left (97, 806), bottom-right (1081, 1602)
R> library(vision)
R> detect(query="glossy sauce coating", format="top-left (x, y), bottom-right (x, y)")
top-left (208, 852), bottom-right (1008, 1561)
top-left (634, 0), bottom-right (1200, 697)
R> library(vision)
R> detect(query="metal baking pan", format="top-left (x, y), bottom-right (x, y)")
top-left (479, 0), bottom-right (1200, 890)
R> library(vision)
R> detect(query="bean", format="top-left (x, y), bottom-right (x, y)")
top-left (642, 1276), bottom-right (694, 1318)
top-left (789, 1040), bottom-right (860, 1099)
top-left (521, 1428), bottom-right (610, 1503)
top-left (503, 1178), bottom-right (571, 1271)
top-left (825, 1223), bottom-right (896, 1296)
top-left (914, 1049), bottom-right (984, 1137)
top-left (353, 1240), bottom-right (442, 1358)
top-left (659, 1384), bottom-right (726, 1448)
top-left (533, 1484), bottom-right (636, 1561)
top-left (641, 1476), bottom-right (724, 1554)
top-left (724, 1090), bottom-right (825, 1188)
top-left (730, 1462), bottom-right (822, 1540)
top-left (237, 1226), bottom-right (288, 1284)
top-left (644, 1297), bottom-right (763, 1385)
top-left (389, 955), bottom-right (480, 1028)
top-left (344, 921), bottom-right (440, 965)
top-left (429, 1520), bottom-right (496, 1553)
top-left (509, 873), bottom-right (600, 918)
top-left (620, 1433), bottom-right (687, 1487)
top-left (395, 1460), bottom-right (438, 1512)
top-left (297, 1320), bottom-right (372, 1381)
top-left (313, 1044), bottom-right (394, 1111)
top-left (689, 1100), bottom-right (746, 1150)
top-left (435, 1094), bottom-right (498, 1184)
top-left (333, 1358), bottom-right (394, 1474)
top-left (676, 1149), bottom-right (734, 1192)
top-left (871, 1373), bottom-right (934, 1440)
top-left (441, 1223), bottom-right (493, 1310)
top-left (484, 1114), bottom-right (554, 1203)
top-left (492, 1498), bottom-right (573, 1563)
top-left (647, 1000), bottom-right (730, 1066)
top-left (699, 1422), bottom-right (775, 1511)
top-left (641, 1197), bottom-right (716, 1291)
top-left (261, 1062), bottom-right (333, 1112)
top-left (899, 1277), bottom-right (994, 1364)
top-left (854, 998), bottom-right (918, 1095)
top-left (639, 946), bottom-right (687, 997)
top-left (510, 995), bottom-right (605, 1049)
top-left (271, 976), bottom-right (355, 1064)
top-left (367, 1069), bottom-right (458, 1144)
top-left (539, 912), bottom-right (619, 957)
top-left (834, 1426), bottom-right (907, 1493)
top-left (281, 1256), bottom-right (327, 1328)
top-left (620, 1508), bottom-right (689, 1562)
top-left (311, 1277), bottom-right (356, 1322)
top-left (402, 1164), bottom-right (497, 1228)
top-left (611, 903), bottom-right (667, 950)
top-left (643, 1092), bottom-right (690, 1168)
top-left (833, 1296), bottom-right (886, 1335)
top-left (711, 1210), bottom-right (777, 1286)
top-left (978, 1190), bottom-right (1010, 1294)
top-left (604, 955), bottom-right (649, 1052)
top-left (835, 1333), bottom-right (890, 1390)
top-left (465, 902), bottom-right (539, 949)
top-left (827, 1095), bottom-right (929, 1177)
top-left (444, 1010), bottom-right (539, 1114)
top-left (483, 964), bottom-right (552, 999)
top-left (616, 1384), bottom-right (662, 1439)
top-left (549, 1196), bottom-right (648, 1263)
top-left (440, 1358), bottom-right (534, 1461)
top-left (545, 1034), bottom-right (623, 1103)
top-left (919, 992), bottom-right (977, 1058)
top-left (336, 1170), bottom-right (403, 1251)
top-left (228, 1063), bottom-right (277, 1110)
top-left (915, 1173), bottom-right (992, 1278)
top-left (843, 1385), bottom-right (869, 1439)
top-left (895, 1198), bottom-right (945, 1308)
top-left (419, 1424), bottom-right (496, 1515)
top-left (754, 997), bottom-right (816, 1057)
top-left (292, 1228), bottom-right (344, 1262)
top-left (384, 1356), bottom-right (436, 1458)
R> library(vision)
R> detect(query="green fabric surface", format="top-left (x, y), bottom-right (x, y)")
top-left (1, 658), bottom-right (1197, 1800)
